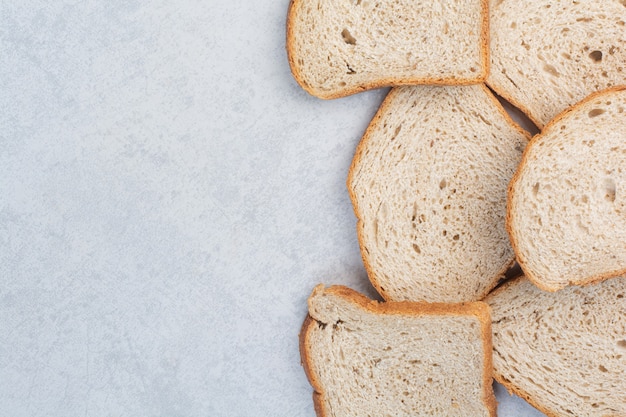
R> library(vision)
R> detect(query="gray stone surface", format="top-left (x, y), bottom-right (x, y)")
top-left (1, 1), bottom-right (545, 416)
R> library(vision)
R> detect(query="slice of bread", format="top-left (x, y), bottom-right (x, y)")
top-left (508, 86), bottom-right (626, 292)
top-left (300, 284), bottom-right (496, 417)
top-left (286, 0), bottom-right (489, 99)
top-left (486, 276), bottom-right (626, 417)
top-left (488, 0), bottom-right (626, 128)
top-left (348, 85), bottom-right (529, 303)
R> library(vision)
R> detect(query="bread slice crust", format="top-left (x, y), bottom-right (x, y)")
top-left (507, 85), bottom-right (626, 292)
top-left (286, 0), bottom-right (490, 99)
top-left (347, 84), bottom-right (530, 302)
top-left (299, 284), bottom-right (497, 417)
top-left (486, 276), bottom-right (626, 417)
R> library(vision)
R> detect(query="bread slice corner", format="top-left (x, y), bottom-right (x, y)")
top-left (299, 284), bottom-right (497, 417)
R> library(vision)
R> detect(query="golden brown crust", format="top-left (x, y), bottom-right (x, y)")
top-left (285, 0), bottom-right (490, 99)
top-left (285, 0), bottom-right (311, 97)
top-left (299, 314), bottom-right (329, 417)
top-left (347, 85), bottom-right (529, 303)
top-left (486, 82), bottom-right (545, 129)
top-left (479, 84), bottom-right (532, 143)
top-left (493, 373), bottom-right (562, 417)
top-left (506, 85), bottom-right (626, 292)
top-left (479, 303), bottom-right (498, 417)
top-left (300, 284), bottom-right (497, 417)
top-left (346, 87), bottom-right (399, 300)
top-left (312, 392), bottom-right (325, 417)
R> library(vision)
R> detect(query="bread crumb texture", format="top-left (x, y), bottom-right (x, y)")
top-left (287, 0), bottom-right (487, 98)
top-left (488, 0), bottom-right (626, 127)
top-left (487, 277), bottom-right (626, 417)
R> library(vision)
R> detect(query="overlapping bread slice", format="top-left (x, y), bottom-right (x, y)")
top-left (348, 85), bottom-right (529, 303)
top-left (300, 284), bottom-right (496, 417)
top-left (508, 87), bottom-right (626, 291)
top-left (286, 0), bottom-right (489, 99)
top-left (488, 0), bottom-right (626, 128)
top-left (486, 276), bottom-right (626, 417)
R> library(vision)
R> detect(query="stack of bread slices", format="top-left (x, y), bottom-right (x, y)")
top-left (287, 0), bottom-right (626, 416)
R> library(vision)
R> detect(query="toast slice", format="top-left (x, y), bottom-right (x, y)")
top-left (488, 0), bottom-right (626, 128)
top-left (486, 276), bottom-right (626, 417)
top-left (300, 284), bottom-right (496, 417)
top-left (508, 86), bottom-right (626, 291)
top-left (286, 0), bottom-right (489, 99)
top-left (348, 85), bottom-right (529, 303)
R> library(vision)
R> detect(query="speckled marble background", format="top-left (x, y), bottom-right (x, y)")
top-left (1, 1), bottom-right (546, 416)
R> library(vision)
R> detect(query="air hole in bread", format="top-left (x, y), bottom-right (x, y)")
top-left (341, 29), bottom-right (357, 45)
top-left (412, 244), bottom-right (421, 254)
top-left (543, 64), bottom-right (559, 77)
top-left (617, 340), bottom-right (626, 350)
top-left (588, 108), bottom-right (605, 117)
top-left (532, 182), bottom-right (540, 196)
top-left (390, 125), bottom-right (401, 141)
top-left (589, 50), bottom-right (603, 62)
top-left (604, 178), bottom-right (616, 202)
top-left (439, 179), bottom-right (447, 189)
top-left (598, 364), bottom-right (609, 372)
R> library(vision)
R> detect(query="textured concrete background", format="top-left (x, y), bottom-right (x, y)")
top-left (1, 1), bottom-right (545, 416)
